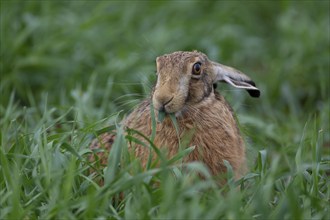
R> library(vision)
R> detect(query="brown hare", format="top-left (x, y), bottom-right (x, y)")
top-left (89, 51), bottom-right (260, 179)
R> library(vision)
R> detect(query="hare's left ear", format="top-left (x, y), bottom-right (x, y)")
top-left (212, 62), bottom-right (260, 98)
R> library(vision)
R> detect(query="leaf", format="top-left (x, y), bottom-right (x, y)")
top-left (158, 111), bottom-right (165, 123)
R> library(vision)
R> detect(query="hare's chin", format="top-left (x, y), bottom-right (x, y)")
top-left (174, 107), bottom-right (188, 118)
top-left (174, 111), bottom-right (183, 118)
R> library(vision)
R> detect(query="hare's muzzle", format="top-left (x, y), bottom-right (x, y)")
top-left (153, 92), bottom-right (175, 113)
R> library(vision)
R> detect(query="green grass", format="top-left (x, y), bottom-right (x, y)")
top-left (1, 1), bottom-right (329, 219)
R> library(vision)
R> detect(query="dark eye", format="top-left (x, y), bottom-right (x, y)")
top-left (192, 62), bottom-right (202, 75)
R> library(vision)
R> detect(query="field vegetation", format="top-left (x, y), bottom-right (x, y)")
top-left (1, 1), bottom-right (329, 219)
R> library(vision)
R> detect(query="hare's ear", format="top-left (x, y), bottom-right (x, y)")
top-left (212, 62), bottom-right (260, 98)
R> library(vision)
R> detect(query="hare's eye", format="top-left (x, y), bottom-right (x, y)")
top-left (192, 62), bottom-right (202, 75)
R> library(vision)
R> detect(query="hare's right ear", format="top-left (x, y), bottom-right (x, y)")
top-left (212, 62), bottom-right (260, 98)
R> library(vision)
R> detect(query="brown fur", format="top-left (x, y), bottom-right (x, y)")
top-left (89, 51), bottom-right (260, 179)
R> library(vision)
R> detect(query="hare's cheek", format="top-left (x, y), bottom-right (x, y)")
top-left (186, 80), bottom-right (208, 104)
top-left (164, 96), bottom-right (185, 113)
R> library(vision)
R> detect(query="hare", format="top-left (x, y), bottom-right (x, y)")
top-left (89, 51), bottom-right (260, 178)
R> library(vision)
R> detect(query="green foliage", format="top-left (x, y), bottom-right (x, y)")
top-left (1, 1), bottom-right (329, 219)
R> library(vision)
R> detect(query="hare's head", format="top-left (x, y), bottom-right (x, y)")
top-left (152, 51), bottom-right (260, 114)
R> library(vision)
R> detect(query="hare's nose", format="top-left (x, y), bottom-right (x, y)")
top-left (158, 96), bottom-right (173, 113)
top-left (153, 94), bottom-right (174, 113)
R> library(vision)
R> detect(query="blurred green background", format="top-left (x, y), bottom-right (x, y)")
top-left (1, 1), bottom-right (329, 219)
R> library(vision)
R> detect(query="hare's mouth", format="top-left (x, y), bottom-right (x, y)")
top-left (156, 110), bottom-right (183, 123)
top-left (154, 96), bottom-right (187, 115)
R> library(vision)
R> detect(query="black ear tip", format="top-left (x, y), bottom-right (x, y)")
top-left (247, 89), bottom-right (260, 98)
top-left (246, 80), bottom-right (260, 98)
